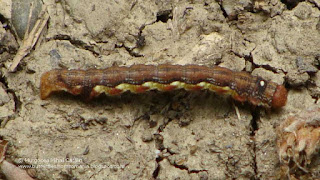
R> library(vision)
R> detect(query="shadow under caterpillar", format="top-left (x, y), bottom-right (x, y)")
top-left (40, 64), bottom-right (288, 108)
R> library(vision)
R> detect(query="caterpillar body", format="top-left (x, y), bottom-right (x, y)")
top-left (40, 64), bottom-right (287, 108)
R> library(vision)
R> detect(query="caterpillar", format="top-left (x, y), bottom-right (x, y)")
top-left (40, 64), bottom-right (288, 108)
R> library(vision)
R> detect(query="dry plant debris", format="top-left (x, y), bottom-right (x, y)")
top-left (9, 3), bottom-right (49, 72)
top-left (277, 107), bottom-right (320, 179)
top-left (0, 140), bottom-right (34, 180)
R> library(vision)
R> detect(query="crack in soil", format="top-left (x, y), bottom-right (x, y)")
top-left (171, 162), bottom-right (208, 174)
top-left (0, 73), bottom-right (21, 127)
top-left (156, 10), bottom-right (173, 23)
top-left (250, 109), bottom-right (260, 179)
top-left (217, 1), bottom-right (229, 19)
top-left (245, 53), bottom-right (285, 74)
top-left (49, 34), bottom-right (100, 56)
top-left (280, 0), bottom-right (304, 10)
top-left (151, 109), bottom-right (176, 178)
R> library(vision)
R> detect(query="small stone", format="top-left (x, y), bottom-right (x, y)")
top-left (286, 72), bottom-right (309, 87)
top-left (189, 145), bottom-right (198, 155)
top-left (141, 133), bottom-right (153, 142)
top-left (12, 0), bottom-right (43, 39)
top-left (293, 2), bottom-right (312, 20)
top-left (296, 57), bottom-right (318, 73)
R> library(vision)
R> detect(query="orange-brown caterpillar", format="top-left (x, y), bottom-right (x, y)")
top-left (40, 64), bottom-right (287, 108)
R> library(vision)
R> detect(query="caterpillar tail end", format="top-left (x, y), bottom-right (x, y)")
top-left (271, 85), bottom-right (288, 108)
top-left (40, 71), bottom-right (54, 99)
top-left (40, 70), bottom-right (65, 100)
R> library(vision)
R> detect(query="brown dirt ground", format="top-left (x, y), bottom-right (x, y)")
top-left (0, 0), bottom-right (320, 179)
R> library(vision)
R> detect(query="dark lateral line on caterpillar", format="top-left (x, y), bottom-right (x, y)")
top-left (40, 64), bottom-right (288, 108)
